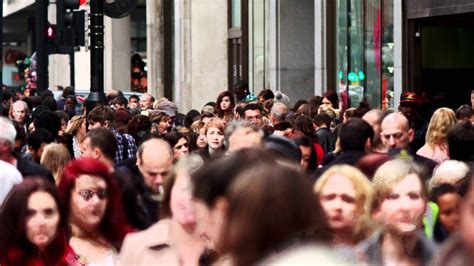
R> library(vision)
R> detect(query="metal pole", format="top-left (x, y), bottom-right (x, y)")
top-left (35, 0), bottom-right (49, 94)
top-left (85, 0), bottom-right (106, 112)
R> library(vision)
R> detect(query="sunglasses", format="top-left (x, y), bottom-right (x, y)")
top-left (77, 189), bottom-right (107, 201)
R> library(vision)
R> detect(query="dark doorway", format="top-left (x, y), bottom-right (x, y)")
top-left (407, 13), bottom-right (474, 110)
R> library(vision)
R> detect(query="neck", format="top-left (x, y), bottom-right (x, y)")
top-left (381, 231), bottom-right (419, 261)
top-left (71, 222), bottom-right (100, 241)
top-left (0, 152), bottom-right (17, 165)
top-left (169, 219), bottom-right (205, 266)
top-left (332, 228), bottom-right (356, 246)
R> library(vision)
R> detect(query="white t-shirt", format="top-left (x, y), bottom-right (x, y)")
top-left (0, 160), bottom-right (22, 205)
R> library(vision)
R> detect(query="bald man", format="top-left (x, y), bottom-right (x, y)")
top-left (11, 100), bottom-right (29, 128)
top-left (135, 138), bottom-right (173, 227)
top-left (380, 112), bottom-right (414, 150)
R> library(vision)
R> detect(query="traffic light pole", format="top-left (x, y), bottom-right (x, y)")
top-left (84, 0), bottom-right (106, 112)
top-left (35, 0), bottom-right (49, 94)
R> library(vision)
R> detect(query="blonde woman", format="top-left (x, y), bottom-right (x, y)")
top-left (63, 115), bottom-right (87, 158)
top-left (314, 165), bottom-right (373, 246)
top-left (40, 143), bottom-right (71, 184)
top-left (417, 107), bottom-right (457, 164)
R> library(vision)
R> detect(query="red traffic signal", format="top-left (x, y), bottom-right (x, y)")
top-left (47, 25), bottom-right (56, 39)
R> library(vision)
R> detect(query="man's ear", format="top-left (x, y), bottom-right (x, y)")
top-left (93, 147), bottom-right (101, 160)
top-left (103, 120), bottom-right (110, 128)
top-left (407, 128), bottom-right (415, 142)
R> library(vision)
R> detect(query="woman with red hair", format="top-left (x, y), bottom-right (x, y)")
top-left (58, 158), bottom-right (132, 265)
top-left (0, 178), bottom-right (79, 265)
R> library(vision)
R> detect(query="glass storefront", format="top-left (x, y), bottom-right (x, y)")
top-left (336, 0), bottom-right (394, 110)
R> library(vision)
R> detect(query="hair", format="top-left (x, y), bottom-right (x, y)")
top-left (224, 120), bottom-right (264, 144)
top-left (447, 120), bottom-right (474, 162)
top-left (188, 120), bottom-right (207, 152)
top-left (323, 91), bottom-right (339, 109)
top-left (243, 103), bottom-right (263, 116)
top-left (222, 160), bottom-right (330, 265)
top-left (292, 115), bottom-right (317, 141)
top-left (129, 94), bottom-right (139, 102)
top-left (293, 136), bottom-right (317, 172)
top-left (258, 89), bottom-right (275, 101)
top-left (0, 116), bottom-right (17, 147)
top-left (455, 104), bottom-right (472, 121)
top-left (149, 111), bottom-right (171, 124)
top-left (315, 165), bottom-right (373, 220)
top-left (370, 159), bottom-right (427, 215)
top-left (160, 154), bottom-right (205, 219)
top-left (215, 91), bottom-right (235, 118)
top-left (0, 178), bottom-right (71, 265)
top-left (32, 108), bottom-right (61, 139)
top-left (163, 131), bottom-right (188, 150)
top-left (185, 109), bottom-right (201, 128)
top-left (58, 158), bottom-right (131, 250)
top-left (233, 80), bottom-right (249, 92)
top-left (339, 118), bottom-right (374, 151)
top-left (429, 160), bottom-right (471, 190)
top-left (313, 113), bottom-right (332, 128)
top-left (41, 96), bottom-right (57, 112)
top-left (353, 100), bottom-right (371, 118)
top-left (62, 86), bottom-right (75, 98)
top-left (111, 96), bottom-right (128, 107)
top-left (28, 128), bottom-right (53, 152)
top-left (425, 107), bottom-right (457, 146)
top-left (270, 102), bottom-right (289, 123)
top-left (318, 105), bottom-right (337, 120)
top-left (65, 115), bottom-right (86, 136)
top-left (234, 102), bottom-right (247, 118)
top-left (127, 115), bottom-right (152, 146)
top-left (203, 117), bottom-right (226, 135)
top-left (55, 110), bottom-right (70, 123)
top-left (85, 128), bottom-right (118, 161)
top-left (40, 143), bottom-right (71, 183)
top-left (429, 183), bottom-right (459, 203)
top-left (87, 105), bottom-right (115, 126)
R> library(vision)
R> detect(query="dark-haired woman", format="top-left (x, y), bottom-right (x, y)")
top-left (0, 178), bottom-right (79, 265)
top-left (215, 91), bottom-right (235, 122)
top-left (58, 158), bottom-right (133, 265)
top-left (163, 131), bottom-right (189, 162)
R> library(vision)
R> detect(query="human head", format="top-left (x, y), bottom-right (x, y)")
top-left (258, 89), bottom-right (275, 112)
top-left (429, 183), bottom-right (461, 234)
top-left (28, 129), bottom-right (53, 163)
top-left (225, 120), bottom-right (264, 153)
top-left (0, 178), bottom-right (68, 255)
top-left (136, 138), bottom-right (173, 195)
top-left (398, 92), bottom-right (420, 122)
top-left (0, 116), bottom-right (17, 155)
top-left (315, 165), bottom-right (372, 241)
top-left (233, 80), bottom-right (249, 101)
top-left (40, 143), bottom-right (71, 184)
top-left (322, 91), bottom-right (339, 110)
top-left (380, 112), bottom-right (414, 150)
top-left (216, 91), bottom-right (235, 116)
top-left (459, 172), bottom-right (474, 254)
top-left (293, 136), bottom-right (316, 171)
top-left (162, 131), bottom-right (189, 161)
top-left (313, 113), bottom-right (332, 129)
top-left (447, 120), bottom-right (474, 162)
top-left (55, 110), bottom-right (69, 136)
top-left (31, 108), bottom-right (61, 140)
top-left (87, 105), bottom-right (115, 130)
top-left (270, 102), bottom-right (288, 125)
top-left (362, 109), bottom-right (385, 148)
top-left (58, 158), bottom-right (130, 250)
top-left (455, 104), bottom-right (473, 122)
top-left (188, 120), bottom-right (207, 152)
top-left (425, 107), bottom-right (457, 146)
top-left (204, 117), bottom-right (226, 151)
top-left (160, 154), bottom-right (204, 225)
top-left (220, 160), bottom-right (329, 265)
top-left (243, 103), bottom-right (263, 127)
top-left (371, 159), bottom-right (427, 235)
top-left (339, 118), bottom-right (373, 152)
top-left (81, 128), bottom-right (117, 164)
top-left (12, 100), bottom-right (29, 124)
top-left (111, 96), bottom-right (128, 111)
top-left (149, 111), bottom-right (172, 136)
top-left (429, 160), bottom-right (471, 190)
top-left (139, 93), bottom-right (155, 111)
top-left (128, 94), bottom-right (139, 110)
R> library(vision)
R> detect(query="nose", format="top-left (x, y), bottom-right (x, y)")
top-left (154, 175), bottom-right (164, 186)
top-left (32, 214), bottom-right (47, 226)
top-left (389, 136), bottom-right (396, 147)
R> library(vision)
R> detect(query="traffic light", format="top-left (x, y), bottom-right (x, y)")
top-left (54, 0), bottom-right (85, 54)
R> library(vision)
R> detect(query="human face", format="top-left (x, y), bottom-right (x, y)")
top-left (173, 138), bottom-right (189, 160)
top-left (13, 104), bottom-right (28, 123)
top-left (80, 137), bottom-right (97, 159)
top-left (206, 127), bottom-right (224, 150)
top-left (88, 120), bottom-right (103, 130)
top-left (158, 118), bottom-right (171, 135)
top-left (196, 129), bottom-right (207, 149)
top-left (228, 127), bottom-right (263, 153)
top-left (193, 199), bottom-right (225, 251)
top-left (319, 173), bottom-right (358, 232)
top-left (128, 98), bottom-right (139, 109)
top-left (26, 191), bottom-right (60, 251)
top-left (460, 184), bottom-right (474, 253)
top-left (170, 171), bottom-right (195, 226)
top-left (381, 121), bottom-right (413, 150)
top-left (244, 109), bottom-right (263, 127)
top-left (138, 154), bottom-right (172, 194)
top-left (471, 92), bottom-right (474, 109)
top-left (234, 88), bottom-right (246, 101)
top-left (70, 175), bottom-right (108, 232)
top-left (299, 145), bottom-right (311, 170)
top-left (437, 192), bottom-right (461, 234)
top-left (220, 96), bottom-right (231, 111)
top-left (65, 98), bottom-right (75, 111)
top-left (322, 97), bottom-right (332, 108)
top-left (140, 95), bottom-right (153, 111)
top-left (376, 174), bottom-right (426, 235)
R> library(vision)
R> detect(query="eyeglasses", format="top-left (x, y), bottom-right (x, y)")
top-left (77, 189), bottom-right (107, 201)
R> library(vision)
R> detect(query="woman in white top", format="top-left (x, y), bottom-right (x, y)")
top-left (58, 158), bottom-right (132, 265)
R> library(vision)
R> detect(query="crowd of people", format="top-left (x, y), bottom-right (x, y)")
top-left (0, 82), bottom-right (473, 265)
